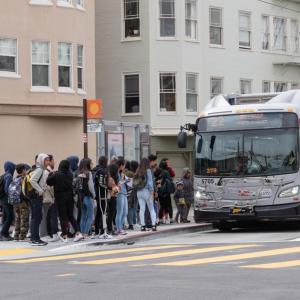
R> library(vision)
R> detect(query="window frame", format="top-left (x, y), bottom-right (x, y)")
top-left (210, 77), bottom-right (223, 99)
top-left (77, 44), bottom-right (85, 93)
top-left (240, 79), bottom-right (253, 94)
top-left (159, 0), bottom-right (176, 39)
top-left (29, 0), bottom-right (53, 6)
top-left (262, 80), bottom-right (271, 93)
top-left (274, 81), bottom-right (288, 92)
top-left (159, 72), bottom-right (177, 114)
top-left (185, 0), bottom-right (198, 41)
top-left (122, 72), bottom-right (142, 116)
top-left (209, 6), bottom-right (223, 47)
top-left (0, 37), bottom-right (19, 78)
top-left (31, 40), bottom-right (52, 91)
top-left (122, 0), bottom-right (141, 41)
top-left (273, 16), bottom-right (287, 52)
top-left (57, 0), bottom-right (73, 8)
top-left (58, 42), bottom-right (73, 92)
top-left (186, 72), bottom-right (199, 114)
top-left (261, 15), bottom-right (270, 51)
top-left (239, 10), bottom-right (252, 49)
top-left (290, 19), bottom-right (299, 54)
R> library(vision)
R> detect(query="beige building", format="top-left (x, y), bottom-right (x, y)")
top-left (0, 0), bottom-right (96, 171)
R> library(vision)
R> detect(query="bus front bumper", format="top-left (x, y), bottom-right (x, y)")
top-left (194, 202), bottom-right (300, 223)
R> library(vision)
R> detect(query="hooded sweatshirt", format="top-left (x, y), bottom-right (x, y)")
top-left (67, 156), bottom-right (79, 174)
top-left (3, 161), bottom-right (16, 196)
top-left (46, 160), bottom-right (74, 203)
top-left (30, 153), bottom-right (49, 195)
top-left (182, 168), bottom-right (193, 203)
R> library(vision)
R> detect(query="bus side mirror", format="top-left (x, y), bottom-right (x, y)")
top-left (177, 131), bottom-right (187, 148)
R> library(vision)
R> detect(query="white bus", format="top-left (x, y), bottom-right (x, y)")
top-left (178, 90), bottom-right (300, 231)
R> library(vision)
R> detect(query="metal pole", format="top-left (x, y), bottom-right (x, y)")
top-left (83, 98), bottom-right (88, 158)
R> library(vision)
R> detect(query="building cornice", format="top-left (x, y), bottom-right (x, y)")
top-left (0, 103), bottom-right (82, 118)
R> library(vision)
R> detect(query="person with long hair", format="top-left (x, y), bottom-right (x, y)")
top-left (77, 158), bottom-right (95, 238)
top-left (106, 163), bottom-right (119, 235)
top-left (115, 157), bottom-right (128, 235)
top-left (134, 158), bottom-right (156, 231)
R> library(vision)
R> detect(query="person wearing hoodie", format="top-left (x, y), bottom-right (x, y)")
top-left (0, 161), bottom-right (16, 241)
top-left (29, 153), bottom-right (50, 246)
top-left (67, 155), bottom-right (81, 227)
top-left (93, 156), bottom-right (110, 238)
top-left (77, 158), bottom-right (95, 238)
top-left (47, 160), bottom-right (83, 243)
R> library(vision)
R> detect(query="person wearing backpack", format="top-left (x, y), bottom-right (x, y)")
top-left (134, 158), bottom-right (156, 232)
top-left (93, 156), bottom-right (109, 238)
top-left (47, 160), bottom-right (83, 243)
top-left (11, 164), bottom-right (29, 241)
top-left (0, 161), bottom-right (16, 241)
top-left (29, 153), bottom-right (50, 246)
top-left (76, 158), bottom-right (95, 238)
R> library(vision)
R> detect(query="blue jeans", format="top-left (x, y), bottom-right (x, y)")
top-left (137, 189), bottom-right (156, 226)
top-left (30, 196), bottom-right (43, 241)
top-left (80, 196), bottom-right (94, 234)
top-left (115, 194), bottom-right (128, 232)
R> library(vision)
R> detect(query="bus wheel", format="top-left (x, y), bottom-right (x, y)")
top-left (213, 222), bottom-right (233, 232)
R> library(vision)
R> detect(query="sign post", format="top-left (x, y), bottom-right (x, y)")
top-left (83, 99), bottom-right (103, 158)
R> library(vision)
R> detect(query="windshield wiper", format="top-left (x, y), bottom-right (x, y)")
top-left (248, 150), bottom-right (266, 174)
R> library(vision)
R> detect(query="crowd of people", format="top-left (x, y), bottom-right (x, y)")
top-left (0, 153), bottom-right (194, 246)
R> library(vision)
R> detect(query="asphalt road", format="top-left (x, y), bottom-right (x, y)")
top-left (2, 225), bottom-right (300, 300)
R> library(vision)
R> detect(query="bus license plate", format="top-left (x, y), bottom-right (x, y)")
top-left (230, 207), bottom-right (254, 216)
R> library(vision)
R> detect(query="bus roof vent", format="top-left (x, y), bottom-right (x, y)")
top-left (204, 95), bottom-right (231, 110)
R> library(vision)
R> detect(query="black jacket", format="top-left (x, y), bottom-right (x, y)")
top-left (46, 160), bottom-right (73, 203)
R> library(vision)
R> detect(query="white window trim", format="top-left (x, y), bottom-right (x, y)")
top-left (158, 71), bottom-right (177, 115)
top-left (58, 42), bottom-right (73, 90)
top-left (274, 81), bottom-right (288, 92)
top-left (210, 76), bottom-right (223, 98)
top-left (77, 44), bottom-right (85, 94)
top-left (57, 0), bottom-right (73, 9)
top-left (121, 0), bottom-right (141, 42)
top-left (240, 78), bottom-right (253, 94)
top-left (0, 37), bottom-right (19, 77)
top-left (75, 0), bottom-right (84, 10)
top-left (185, 0), bottom-right (199, 42)
top-left (261, 15), bottom-right (271, 51)
top-left (185, 72), bottom-right (199, 115)
top-left (158, 0), bottom-right (177, 40)
top-left (272, 16), bottom-right (287, 53)
top-left (122, 72), bottom-right (142, 116)
top-left (262, 80), bottom-right (271, 93)
top-left (239, 10), bottom-right (252, 50)
top-left (209, 6), bottom-right (223, 47)
top-left (31, 40), bottom-right (52, 90)
top-left (29, 0), bottom-right (53, 6)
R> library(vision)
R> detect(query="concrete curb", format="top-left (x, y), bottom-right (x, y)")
top-left (100, 223), bottom-right (213, 246)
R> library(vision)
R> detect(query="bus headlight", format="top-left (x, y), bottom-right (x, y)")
top-left (195, 190), bottom-right (212, 201)
top-left (279, 186), bottom-right (300, 198)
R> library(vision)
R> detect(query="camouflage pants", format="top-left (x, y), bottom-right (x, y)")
top-left (14, 202), bottom-right (29, 240)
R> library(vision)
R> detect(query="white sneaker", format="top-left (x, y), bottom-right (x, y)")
top-left (59, 234), bottom-right (69, 243)
top-left (48, 234), bottom-right (60, 242)
top-left (104, 233), bottom-right (113, 240)
top-left (165, 219), bottom-right (170, 225)
top-left (73, 233), bottom-right (84, 242)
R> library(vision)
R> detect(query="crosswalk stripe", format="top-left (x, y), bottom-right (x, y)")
top-left (242, 260), bottom-right (300, 269)
top-left (3, 245), bottom-right (185, 264)
top-left (73, 244), bottom-right (258, 265)
top-left (154, 246), bottom-right (300, 267)
top-left (0, 248), bottom-right (38, 257)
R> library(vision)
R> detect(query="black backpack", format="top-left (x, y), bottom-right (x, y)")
top-left (0, 174), bottom-right (6, 199)
top-left (73, 174), bottom-right (92, 197)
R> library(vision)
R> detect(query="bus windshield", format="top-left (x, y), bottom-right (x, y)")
top-left (195, 128), bottom-right (299, 177)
